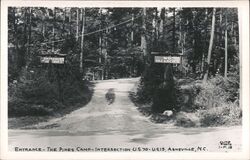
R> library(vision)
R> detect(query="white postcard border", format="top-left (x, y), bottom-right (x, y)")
top-left (1, 1), bottom-right (249, 160)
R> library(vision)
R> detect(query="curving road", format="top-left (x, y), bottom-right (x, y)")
top-left (9, 78), bottom-right (242, 152)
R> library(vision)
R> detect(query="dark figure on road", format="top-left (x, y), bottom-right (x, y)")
top-left (105, 88), bottom-right (115, 105)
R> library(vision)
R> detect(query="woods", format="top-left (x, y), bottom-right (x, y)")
top-left (8, 7), bottom-right (239, 80)
top-left (8, 7), bottom-right (240, 126)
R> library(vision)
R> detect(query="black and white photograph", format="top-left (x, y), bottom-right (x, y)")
top-left (1, 0), bottom-right (249, 160)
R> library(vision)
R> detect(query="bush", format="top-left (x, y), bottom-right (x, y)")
top-left (138, 64), bottom-right (178, 113)
top-left (190, 74), bottom-right (241, 127)
top-left (8, 68), bottom-right (92, 117)
top-left (152, 85), bottom-right (177, 113)
top-left (175, 112), bottom-right (199, 127)
top-left (176, 80), bottom-right (201, 112)
top-left (8, 69), bottom-right (57, 117)
top-left (195, 75), bottom-right (239, 110)
top-left (133, 69), bottom-right (241, 127)
top-left (198, 107), bottom-right (225, 126)
top-left (174, 73), bottom-right (241, 127)
top-left (198, 102), bottom-right (241, 127)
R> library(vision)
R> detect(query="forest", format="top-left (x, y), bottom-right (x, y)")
top-left (8, 7), bottom-right (241, 127)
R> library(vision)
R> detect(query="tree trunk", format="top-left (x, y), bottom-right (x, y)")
top-left (172, 8), bottom-right (176, 53)
top-left (63, 8), bottom-right (66, 32)
top-left (141, 8), bottom-right (148, 60)
top-left (104, 34), bottom-right (108, 80)
top-left (231, 21), bottom-right (238, 57)
top-left (160, 8), bottom-right (169, 84)
top-left (13, 8), bottom-right (19, 49)
top-left (52, 8), bottom-right (56, 52)
top-left (131, 12), bottom-right (134, 43)
top-left (152, 8), bottom-right (158, 47)
top-left (182, 32), bottom-right (186, 73)
top-left (99, 8), bottom-right (103, 80)
top-left (201, 8), bottom-right (209, 77)
top-left (41, 9), bottom-right (46, 39)
top-left (203, 8), bottom-right (216, 83)
top-left (158, 7), bottom-right (168, 53)
top-left (99, 35), bottom-right (102, 64)
top-left (159, 8), bottom-right (165, 42)
top-left (80, 8), bottom-right (85, 75)
top-left (42, 17), bottom-right (45, 39)
top-left (180, 17), bottom-right (186, 73)
top-left (25, 7), bottom-right (32, 69)
top-left (99, 8), bottom-right (102, 65)
top-left (13, 8), bottom-right (21, 69)
top-left (69, 9), bottom-right (71, 34)
top-left (131, 10), bottom-right (135, 76)
top-left (76, 8), bottom-right (79, 41)
top-left (155, 7), bottom-right (176, 112)
top-left (219, 9), bottom-right (223, 44)
top-left (28, 8), bottom-right (32, 51)
top-left (155, 8), bottom-right (159, 40)
top-left (224, 9), bottom-right (228, 78)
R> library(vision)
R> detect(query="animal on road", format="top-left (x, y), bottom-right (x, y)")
top-left (105, 88), bottom-right (115, 105)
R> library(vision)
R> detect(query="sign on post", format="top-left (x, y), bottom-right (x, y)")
top-left (154, 56), bottom-right (181, 64)
top-left (40, 57), bottom-right (65, 64)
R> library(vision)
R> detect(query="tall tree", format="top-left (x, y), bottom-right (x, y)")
top-left (203, 8), bottom-right (216, 83)
top-left (80, 8), bottom-right (85, 75)
top-left (26, 7), bottom-right (32, 68)
top-left (52, 8), bottom-right (56, 52)
top-left (69, 8), bottom-right (72, 34)
top-left (131, 11), bottom-right (134, 43)
top-left (224, 9), bottom-right (228, 78)
top-left (172, 8), bottom-right (176, 53)
top-left (99, 8), bottom-right (103, 80)
top-left (141, 8), bottom-right (148, 63)
top-left (76, 9), bottom-right (79, 41)
top-left (62, 8), bottom-right (66, 32)
top-left (201, 8), bottom-right (209, 75)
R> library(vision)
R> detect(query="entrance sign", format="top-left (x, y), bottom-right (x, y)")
top-left (154, 56), bottom-right (181, 64)
top-left (40, 57), bottom-right (65, 64)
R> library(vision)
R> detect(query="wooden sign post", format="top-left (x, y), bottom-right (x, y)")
top-left (151, 51), bottom-right (182, 85)
top-left (150, 51), bottom-right (183, 113)
top-left (40, 53), bottom-right (67, 102)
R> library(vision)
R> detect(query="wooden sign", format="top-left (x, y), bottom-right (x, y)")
top-left (40, 57), bottom-right (65, 64)
top-left (154, 56), bottom-right (181, 64)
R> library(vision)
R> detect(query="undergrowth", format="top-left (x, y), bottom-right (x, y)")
top-left (8, 68), bottom-right (93, 118)
top-left (131, 73), bottom-right (241, 127)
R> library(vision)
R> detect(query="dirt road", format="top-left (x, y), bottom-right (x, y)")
top-left (9, 78), bottom-right (242, 152)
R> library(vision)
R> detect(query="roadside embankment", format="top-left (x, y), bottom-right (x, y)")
top-left (130, 75), bottom-right (241, 127)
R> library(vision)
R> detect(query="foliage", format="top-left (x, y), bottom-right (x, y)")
top-left (8, 7), bottom-right (239, 80)
top-left (197, 101), bottom-right (241, 126)
top-left (175, 112), bottom-right (199, 127)
top-left (132, 72), bottom-right (241, 127)
top-left (174, 73), bottom-right (241, 127)
top-left (8, 66), bottom-right (93, 117)
top-left (175, 80), bottom-right (201, 112)
top-left (8, 69), bottom-right (59, 117)
top-left (195, 74), bottom-right (239, 109)
top-left (8, 7), bottom-right (240, 127)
